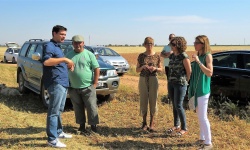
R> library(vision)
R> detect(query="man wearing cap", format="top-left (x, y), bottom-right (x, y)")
top-left (66, 35), bottom-right (100, 134)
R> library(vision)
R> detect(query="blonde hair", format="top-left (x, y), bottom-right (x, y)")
top-left (195, 35), bottom-right (212, 55)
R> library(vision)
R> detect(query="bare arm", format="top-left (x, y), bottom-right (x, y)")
top-left (201, 54), bottom-right (213, 77)
top-left (155, 62), bottom-right (163, 72)
top-left (43, 57), bottom-right (74, 67)
top-left (160, 51), bottom-right (171, 58)
top-left (183, 58), bottom-right (191, 82)
top-left (93, 68), bottom-right (100, 88)
top-left (192, 54), bottom-right (213, 77)
top-left (136, 62), bottom-right (147, 72)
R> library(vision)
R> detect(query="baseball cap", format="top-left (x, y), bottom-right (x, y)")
top-left (72, 35), bottom-right (84, 42)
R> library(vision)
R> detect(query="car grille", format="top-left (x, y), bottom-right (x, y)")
top-left (100, 70), bottom-right (107, 76)
top-left (112, 62), bottom-right (126, 67)
top-left (112, 62), bottom-right (125, 65)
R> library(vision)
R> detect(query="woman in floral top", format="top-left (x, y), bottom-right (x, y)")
top-left (167, 36), bottom-right (191, 136)
top-left (136, 37), bottom-right (162, 132)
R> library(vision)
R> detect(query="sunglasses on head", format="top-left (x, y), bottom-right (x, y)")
top-left (194, 42), bottom-right (203, 45)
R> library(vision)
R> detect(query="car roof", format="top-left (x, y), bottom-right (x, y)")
top-left (213, 50), bottom-right (250, 55)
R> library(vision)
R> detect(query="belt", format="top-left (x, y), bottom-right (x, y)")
top-left (74, 86), bottom-right (90, 90)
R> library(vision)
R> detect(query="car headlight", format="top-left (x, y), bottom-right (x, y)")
top-left (124, 60), bottom-right (129, 65)
top-left (107, 70), bottom-right (117, 76)
top-left (105, 60), bottom-right (111, 65)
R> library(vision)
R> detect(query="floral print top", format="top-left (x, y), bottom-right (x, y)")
top-left (137, 53), bottom-right (161, 77)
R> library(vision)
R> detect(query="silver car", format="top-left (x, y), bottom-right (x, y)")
top-left (92, 46), bottom-right (130, 76)
top-left (3, 42), bottom-right (20, 63)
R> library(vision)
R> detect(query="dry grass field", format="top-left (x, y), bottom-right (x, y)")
top-left (0, 46), bottom-right (250, 149)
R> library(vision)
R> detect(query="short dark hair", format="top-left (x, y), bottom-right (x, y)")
top-left (52, 25), bottom-right (67, 36)
top-left (169, 33), bottom-right (175, 40)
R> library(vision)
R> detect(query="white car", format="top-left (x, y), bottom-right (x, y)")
top-left (91, 46), bottom-right (130, 76)
top-left (3, 42), bottom-right (20, 63)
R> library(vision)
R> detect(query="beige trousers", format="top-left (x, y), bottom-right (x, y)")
top-left (138, 76), bottom-right (159, 116)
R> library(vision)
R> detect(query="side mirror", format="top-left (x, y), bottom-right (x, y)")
top-left (94, 52), bottom-right (99, 59)
top-left (32, 52), bottom-right (41, 61)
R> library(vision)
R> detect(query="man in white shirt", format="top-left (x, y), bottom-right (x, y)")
top-left (160, 33), bottom-right (175, 79)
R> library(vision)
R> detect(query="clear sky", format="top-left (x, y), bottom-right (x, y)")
top-left (1, 0), bottom-right (250, 46)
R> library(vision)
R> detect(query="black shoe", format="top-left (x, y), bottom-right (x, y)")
top-left (91, 125), bottom-right (97, 133)
top-left (78, 124), bottom-right (86, 132)
top-left (78, 124), bottom-right (90, 135)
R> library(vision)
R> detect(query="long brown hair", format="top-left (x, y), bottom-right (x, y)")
top-left (195, 35), bottom-right (211, 55)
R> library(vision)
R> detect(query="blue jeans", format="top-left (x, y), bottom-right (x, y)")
top-left (46, 83), bottom-right (67, 142)
top-left (168, 82), bottom-right (187, 130)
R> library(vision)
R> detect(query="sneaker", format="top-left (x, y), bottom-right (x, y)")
top-left (48, 139), bottom-right (66, 148)
top-left (195, 140), bottom-right (205, 146)
top-left (91, 125), bottom-right (97, 133)
top-left (58, 132), bottom-right (72, 139)
top-left (199, 144), bottom-right (213, 150)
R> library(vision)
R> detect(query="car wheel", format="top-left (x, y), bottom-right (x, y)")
top-left (3, 56), bottom-right (7, 63)
top-left (40, 83), bottom-right (49, 108)
top-left (18, 72), bottom-right (28, 93)
top-left (104, 93), bottom-right (116, 101)
top-left (12, 57), bottom-right (16, 63)
top-left (118, 73), bottom-right (124, 76)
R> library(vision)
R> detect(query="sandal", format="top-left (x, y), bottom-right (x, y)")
top-left (166, 126), bottom-right (180, 134)
top-left (141, 123), bottom-right (149, 131)
top-left (176, 130), bottom-right (188, 137)
top-left (148, 128), bottom-right (157, 133)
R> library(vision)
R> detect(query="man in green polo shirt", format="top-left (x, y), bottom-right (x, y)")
top-left (66, 35), bottom-right (100, 134)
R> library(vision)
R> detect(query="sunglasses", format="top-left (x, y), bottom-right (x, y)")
top-left (170, 43), bottom-right (176, 47)
top-left (194, 42), bottom-right (203, 45)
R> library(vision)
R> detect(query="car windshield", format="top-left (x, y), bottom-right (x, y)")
top-left (60, 43), bottom-right (103, 61)
top-left (60, 43), bottom-right (74, 55)
top-left (94, 47), bottom-right (120, 56)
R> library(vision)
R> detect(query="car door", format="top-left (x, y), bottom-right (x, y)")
top-left (26, 43), bottom-right (43, 90)
top-left (25, 44), bottom-right (39, 87)
top-left (6, 48), bottom-right (12, 61)
top-left (211, 52), bottom-right (240, 99)
top-left (239, 53), bottom-right (250, 104)
top-left (30, 44), bottom-right (44, 91)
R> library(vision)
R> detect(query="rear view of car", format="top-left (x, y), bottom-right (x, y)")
top-left (3, 42), bottom-right (20, 63)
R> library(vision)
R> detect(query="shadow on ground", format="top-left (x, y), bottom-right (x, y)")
top-left (0, 88), bottom-right (111, 114)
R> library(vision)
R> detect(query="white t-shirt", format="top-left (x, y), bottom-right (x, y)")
top-left (161, 45), bottom-right (171, 66)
